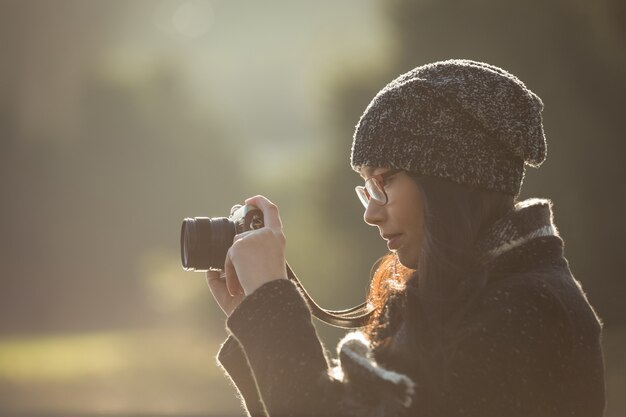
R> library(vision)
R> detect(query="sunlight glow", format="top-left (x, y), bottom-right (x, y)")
top-left (0, 332), bottom-right (127, 381)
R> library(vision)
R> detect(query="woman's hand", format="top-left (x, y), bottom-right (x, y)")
top-left (206, 195), bottom-right (288, 316)
top-left (206, 270), bottom-right (245, 316)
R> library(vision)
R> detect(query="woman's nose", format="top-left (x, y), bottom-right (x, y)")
top-left (363, 200), bottom-right (384, 226)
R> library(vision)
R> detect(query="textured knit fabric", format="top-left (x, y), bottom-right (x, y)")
top-left (350, 59), bottom-right (546, 196)
top-left (216, 198), bottom-right (605, 417)
top-left (475, 197), bottom-right (559, 264)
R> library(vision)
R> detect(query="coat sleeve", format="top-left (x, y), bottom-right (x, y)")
top-left (220, 278), bottom-right (412, 417)
top-left (218, 280), bottom-right (415, 417)
top-left (217, 335), bottom-right (268, 417)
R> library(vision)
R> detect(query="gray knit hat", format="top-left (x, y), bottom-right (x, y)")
top-left (350, 59), bottom-right (547, 196)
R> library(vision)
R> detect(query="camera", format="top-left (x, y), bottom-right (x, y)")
top-left (179, 202), bottom-right (374, 328)
top-left (180, 204), bottom-right (263, 271)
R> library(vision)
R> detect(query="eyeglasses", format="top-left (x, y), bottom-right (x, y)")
top-left (355, 169), bottom-right (402, 208)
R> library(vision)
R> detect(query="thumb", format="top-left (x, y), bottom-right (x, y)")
top-left (224, 256), bottom-right (244, 296)
top-left (206, 270), bottom-right (229, 299)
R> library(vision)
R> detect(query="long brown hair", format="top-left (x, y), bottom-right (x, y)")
top-left (364, 174), bottom-right (515, 383)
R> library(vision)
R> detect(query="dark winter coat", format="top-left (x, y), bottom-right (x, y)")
top-left (216, 198), bottom-right (606, 417)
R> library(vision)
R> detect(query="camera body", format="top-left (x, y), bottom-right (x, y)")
top-left (180, 204), bottom-right (264, 271)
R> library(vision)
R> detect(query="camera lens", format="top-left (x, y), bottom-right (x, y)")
top-left (180, 217), bottom-right (236, 271)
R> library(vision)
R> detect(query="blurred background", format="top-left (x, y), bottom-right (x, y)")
top-left (0, 0), bottom-right (624, 415)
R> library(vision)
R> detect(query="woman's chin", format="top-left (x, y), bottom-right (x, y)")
top-left (397, 250), bottom-right (419, 270)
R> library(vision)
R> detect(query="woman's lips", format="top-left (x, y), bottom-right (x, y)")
top-left (384, 234), bottom-right (402, 250)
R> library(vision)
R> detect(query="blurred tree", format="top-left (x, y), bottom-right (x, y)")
top-left (0, 2), bottom-right (249, 334)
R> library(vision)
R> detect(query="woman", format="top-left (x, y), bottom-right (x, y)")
top-left (206, 59), bottom-right (606, 417)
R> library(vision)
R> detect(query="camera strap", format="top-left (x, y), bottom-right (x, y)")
top-left (285, 263), bottom-right (375, 329)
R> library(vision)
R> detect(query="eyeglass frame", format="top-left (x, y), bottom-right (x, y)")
top-left (355, 169), bottom-right (403, 208)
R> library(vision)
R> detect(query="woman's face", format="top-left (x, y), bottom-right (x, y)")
top-left (359, 167), bottom-right (425, 269)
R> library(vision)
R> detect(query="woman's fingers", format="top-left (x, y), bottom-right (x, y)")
top-left (227, 223), bottom-right (287, 295)
top-left (224, 256), bottom-right (244, 296)
top-left (205, 195), bottom-right (286, 313)
top-left (226, 275), bottom-right (243, 296)
top-left (206, 268), bottom-right (244, 316)
top-left (206, 269), bottom-right (221, 287)
top-left (205, 195), bottom-right (287, 300)
top-left (206, 270), bottom-right (228, 298)
top-left (245, 195), bottom-right (283, 230)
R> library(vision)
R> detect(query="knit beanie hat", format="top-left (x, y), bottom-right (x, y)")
top-left (350, 59), bottom-right (547, 196)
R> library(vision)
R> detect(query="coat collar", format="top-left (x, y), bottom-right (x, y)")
top-left (475, 198), bottom-right (565, 273)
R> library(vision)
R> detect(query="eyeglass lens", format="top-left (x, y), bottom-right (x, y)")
top-left (355, 177), bottom-right (386, 208)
